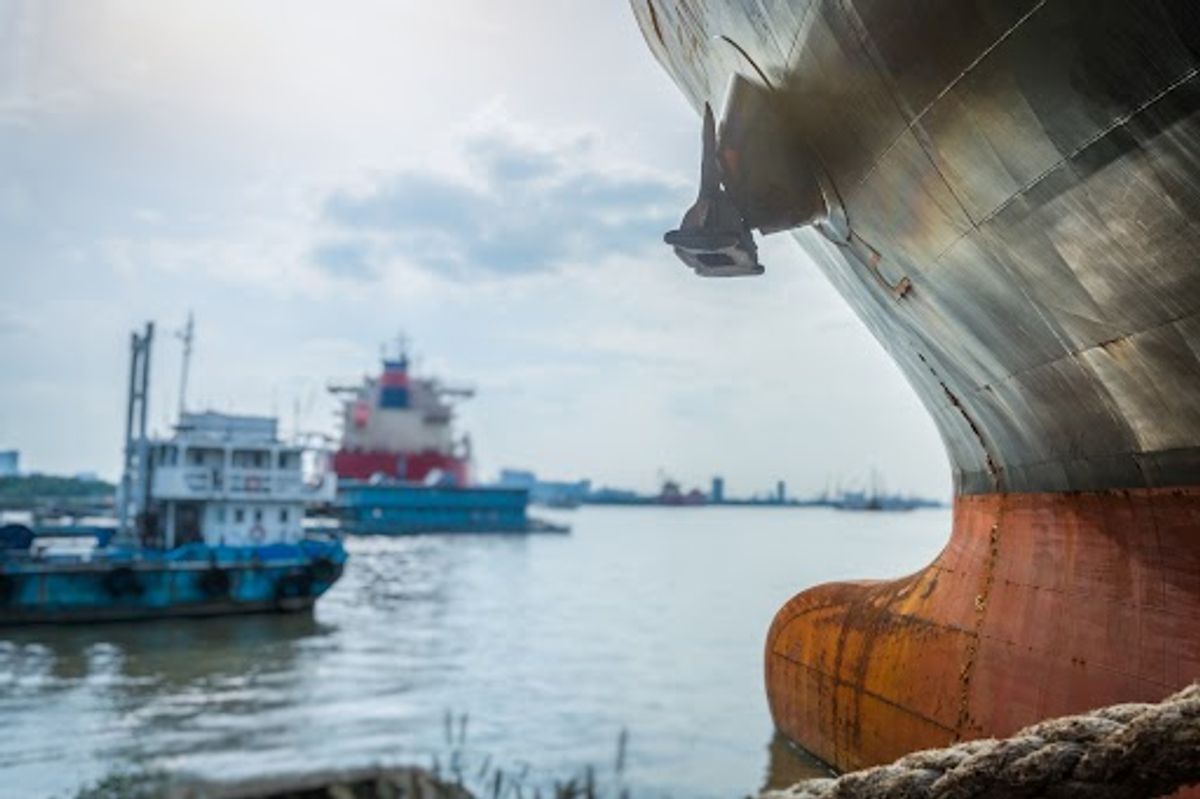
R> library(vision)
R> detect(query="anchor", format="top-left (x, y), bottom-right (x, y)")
top-left (665, 75), bottom-right (831, 278)
top-left (664, 103), bottom-right (763, 277)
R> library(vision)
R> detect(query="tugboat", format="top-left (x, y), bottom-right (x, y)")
top-left (0, 321), bottom-right (347, 623)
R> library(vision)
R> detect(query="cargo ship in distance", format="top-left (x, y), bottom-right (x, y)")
top-left (330, 348), bottom-right (474, 487)
top-left (328, 345), bottom-right (565, 534)
top-left (631, 0), bottom-right (1200, 788)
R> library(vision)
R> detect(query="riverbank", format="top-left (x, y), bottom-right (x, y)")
top-left (76, 767), bottom-right (470, 799)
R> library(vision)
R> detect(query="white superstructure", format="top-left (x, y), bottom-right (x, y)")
top-left (337, 375), bottom-right (459, 454)
top-left (138, 411), bottom-right (335, 548)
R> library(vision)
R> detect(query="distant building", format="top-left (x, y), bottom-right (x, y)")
top-left (587, 486), bottom-right (643, 503)
top-left (498, 468), bottom-right (591, 508)
top-left (776, 480), bottom-right (787, 503)
top-left (498, 468), bottom-right (536, 489)
top-left (0, 450), bottom-right (18, 477)
top-left (658, 479), bottom-right (707, 506)
top-left (711, 476), bottom-right (725, 503)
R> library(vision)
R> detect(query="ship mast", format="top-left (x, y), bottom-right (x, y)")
top-left (118, 322), bottom-right (153, 545)
top-left (175, 311), bottom-right (194, 422)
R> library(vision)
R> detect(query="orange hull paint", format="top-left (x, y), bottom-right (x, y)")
top-left (766, 489), bottom-right (1200, 790)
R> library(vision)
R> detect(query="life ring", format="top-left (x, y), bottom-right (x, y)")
top-left (198, 567), bottom-right (232, 598)
top-left (103, 566), bottom-right (144, 598)
top-left (0, 524), bottom-right (34, 551)
top-left (249, 523), bottom-right (267, 543)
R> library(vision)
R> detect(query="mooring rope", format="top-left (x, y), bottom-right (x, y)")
top-left (765, 683), bottom-right (1200, 799)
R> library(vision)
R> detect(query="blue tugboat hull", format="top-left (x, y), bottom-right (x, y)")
top-left (0, 540), bottom-right (346, 624)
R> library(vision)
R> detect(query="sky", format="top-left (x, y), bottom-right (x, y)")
top-left (0, 0), bottom-right (951, 499)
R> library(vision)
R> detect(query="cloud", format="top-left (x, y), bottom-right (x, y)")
top-left (313, 120), bottom-right (689, 281)
top-left (0, 303), bottom-right (34, 338)
top-left (312, 240), bottom-right (377, 281)
top-left (0, 179), bottom-right (32, 225)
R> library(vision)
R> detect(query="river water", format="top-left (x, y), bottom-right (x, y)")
top-left (0, 506), bottom-right (950, 798)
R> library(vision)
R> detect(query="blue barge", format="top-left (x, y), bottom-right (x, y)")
top-left (334, 481), bottom-right (566, 535)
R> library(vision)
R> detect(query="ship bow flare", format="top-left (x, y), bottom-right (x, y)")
top-left (634, 0), bottom-right (1200, 783)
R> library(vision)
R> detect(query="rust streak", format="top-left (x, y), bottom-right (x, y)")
top-left (646, 0), bottom-right (665, 49)
top-left (772, 651), bottom-right (958, 735)
top-left (954, 522), bottom-right (1001, 740)
top-left (941, 383), bottom-right (1002, 489)
top-left (915, 352), bottom-right (1002, 489)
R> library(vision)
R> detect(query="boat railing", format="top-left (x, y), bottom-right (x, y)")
top-left (152, 466), bottom-right (337, 502)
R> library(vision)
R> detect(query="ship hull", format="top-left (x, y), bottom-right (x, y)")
top-left (631, 0), bottom-right (1200, 784)
top-left (333, 449), bottom-right (471, 487)
top-left (0, 541), bottom-right (346, 625)
top-left (766, 487), bottom-right (1200, 772)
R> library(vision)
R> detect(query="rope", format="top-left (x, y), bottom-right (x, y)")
top-left (765, 683), bottom-right (1200, 799)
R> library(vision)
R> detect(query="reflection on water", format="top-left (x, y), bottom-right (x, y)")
top-left (760, 734), bottom-right (836, 793)
top-left (0, 507), bottom-right (949, 798)
top-left (3, 613), bottom-right (325, 688)
top-left (0, 613), bottom-right (329, 784)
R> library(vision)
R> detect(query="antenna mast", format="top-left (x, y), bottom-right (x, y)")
top-left (176, 311), bottom-right (194, 422)
top-left (118, 322), bottom-right (154, 544)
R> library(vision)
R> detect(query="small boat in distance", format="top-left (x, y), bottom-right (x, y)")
top-left (0, 320), bottom-right (347, 623)
top-left (831, 470), bottom-right (939, 512)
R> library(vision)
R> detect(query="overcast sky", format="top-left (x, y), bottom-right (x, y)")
top-left (0, 0), bottom-right (951, 499)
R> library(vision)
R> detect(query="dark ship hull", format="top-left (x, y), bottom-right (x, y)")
top-left (631, 0), bottom-right (1200, 783)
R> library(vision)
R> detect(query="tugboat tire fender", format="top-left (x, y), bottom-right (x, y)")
top-left (198, 567), bottom-right (232, 598)
top-left (0, 524), bottom-right (34, 551)
top-left (103, 566), bottom-right (143, 598)
top-left (274, 570), bottom-right (313, 602)
top-left (309, 556), bottom-right (338, 584)
top-left (0, 573), bottom-right (13, 604)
